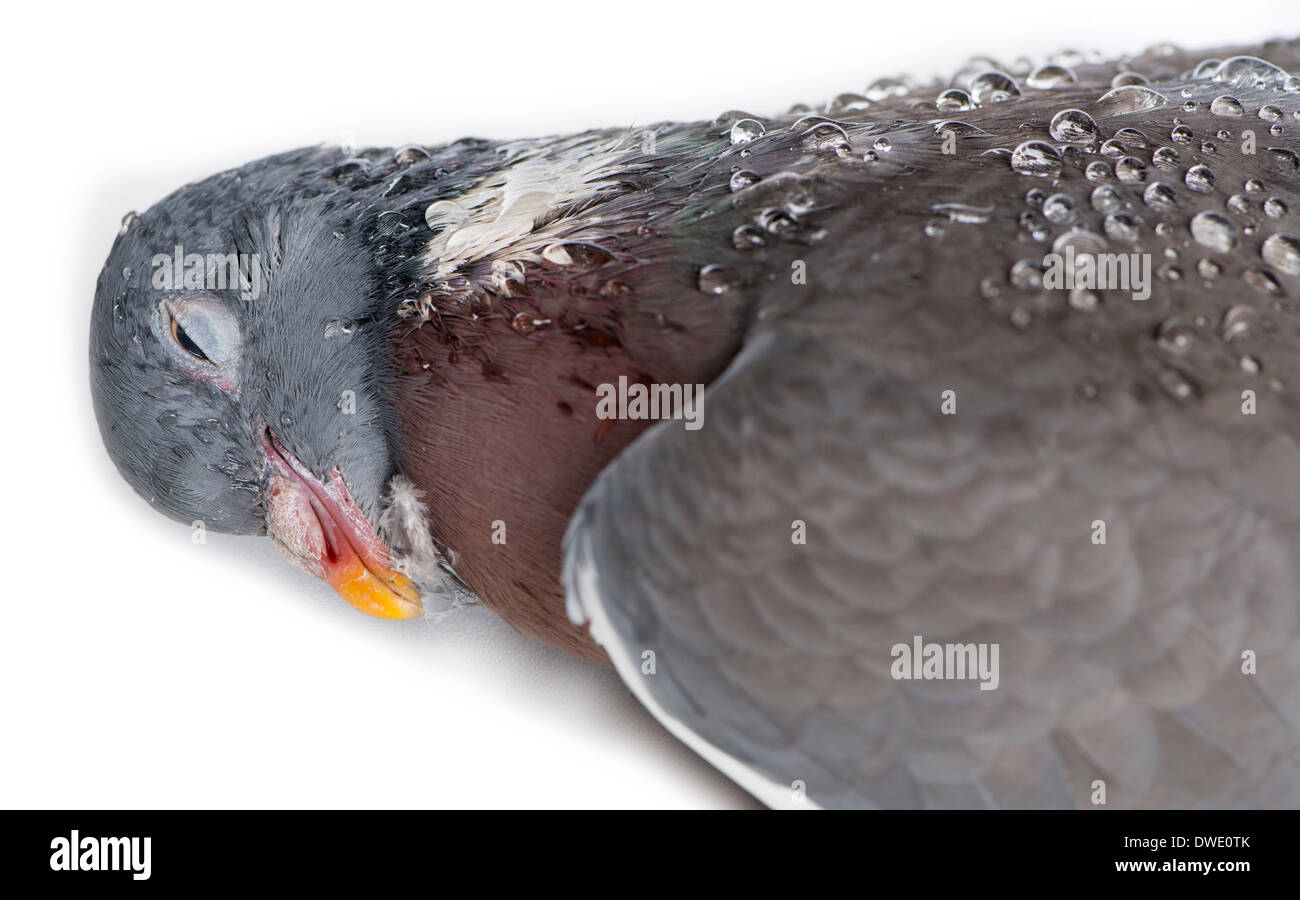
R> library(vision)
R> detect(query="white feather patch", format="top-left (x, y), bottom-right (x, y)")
top-left (419, 132), bottom-right (630, 284)
top-left (379, 474), bottom-right (477, 616)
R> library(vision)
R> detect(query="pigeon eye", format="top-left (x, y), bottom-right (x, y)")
top-left (170, 315), bottom-right (213, 363)
top-left (153, 297), bottom-right (242, 386)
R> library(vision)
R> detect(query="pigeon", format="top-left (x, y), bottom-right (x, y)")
top-left (91, 39), bottom-right (1300, 808)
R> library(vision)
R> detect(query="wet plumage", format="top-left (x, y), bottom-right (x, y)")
top-left (92, 39), bottom-right (1300, 807)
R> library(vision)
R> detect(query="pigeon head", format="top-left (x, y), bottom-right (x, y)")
top-left (90, 148), bottom-right (423, 619)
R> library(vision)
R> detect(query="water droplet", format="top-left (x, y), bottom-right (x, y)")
top-left (730, 118), bottom-right (765, 145)
top-left (280, 413), bottom-right (294, 427)
top-left (1184, 164), bottom-right (1215, 193)
top-left (1152, 146), bottom-right (1180, 169)
top-left (969, 71), bottom-right (1021, 104)
top-left (1103, 213), bottom-right (1139, 242)
top-left (1245, 178), bottom-right (1265, 193)
top-left (1155, 317), bottom-right (1198, 355)
top-left (873, 137), bottom-right (892, 152)
top-left (1009, 259), bottom-right (1044, 290)
top-left (1010, 141), bottom-right (1063, 177)
top-left (1264, 197), bottom-right (1288, 218)
top-left (511, 311), bottom-right (553, 334)
top-left (1085, 161), bottom-right (1112, 182)
top-left (1094, 85), bottom-right (1170, 115)
top-left (121, 266), bottom-right (132, 279)
top-left (759, 208), bottom-right (797, 234)
top-left (1009, 307), bottom-right (1033, 329)
top-left (1198, 258), bottom-right (1223, 281)
top-left (1069, 287), bottom-right (1099, 311)
top-left (1170, 124), bottom-right (1194, 143)
top-left (1191, 58), bottom-right (1221, 79)
top-left (934, 203), bottom-right (994, 224)
top-left (1210, 95), bottom-right (1244, 117)
top-left (1240, 355), bottom-right (1262, 374)
top-left (1115, 156), bottom-right (1147, 184)
top-left (935, 120), bottom-right (988, 137)
top-left (1019, 210), bottom-right (1050, 242)
top-left (729, 170), bottom-right (760, 192)
top-left (828, 93), bottom-right (871, 113)
top-left (1259, 104), bottom-right (1283, 122)
top-left (1027, 64), bottom-right (1076, 89)
top-left (1221, 305), bottom-right (1260, 340)
top-left (1228, 194), bottom-right (1251, 214)
top-left (1190, 210), bottom-right (1238, 252)
top-left (1053, 228), bottom-right (1108, 258)
top-left (1051, 49), bottom-right (1087, 67)
top-left (714, 109), bottom-right (762, 126)
top-left (1043, 193), bottom-right (1076, 224)
top-left (865, 77), bottom-right (910, 101)
top-left (119, 211), bottom-right (139, 235)
top-left (1213, 56), bottom-right (1289, 89)
top-left (158, 410), bottom-right (179, 427)
top-left (1091, 185), bottom-right (1122, 212)
top-left (1114, 127), bottom-right (1151, 149)
top-left (1113, 72), bottom-right (1150, 88)
top-left (1262, 233), bottom-right (1300, 275)
top-left (924, 219), bottom-right (946, 238)
top-left (1143, 182), bottom-right (1178, 210)
top-left (323, 317), bottom-right (357, 338)
top-left (1244, 267), bottom-right (1283, 294)
top-left (935, 88), bottom-right (975, 112)
top-left (1049, 108), bottom-right (1099, 142)
top-left (1268, 148), bottom-right (1300, 173)
top-left (1216, 196), bottom-right (1248, 218)
top-left (1286, 75), bottom-right (1300, 92)
top-left (698, 264), bottom-right (738, 295)
top-left (732, 224), bottom-right (766, 249)
top-left (1156, 367), bottom-right (1196, 400)
top-left (801, 122), bottom-right (850, 151)
top-left (542, 241), bottom-right (614, 267)
top-left (425, 199), bottom-right (469, 231)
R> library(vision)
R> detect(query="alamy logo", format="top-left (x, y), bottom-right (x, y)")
top-left (1043, 245), bottom-right (1151, 301)
top-left (49, 830), bottom-right (151, 880)
top-left (152, 244), bottom-right (262, 301)
top-left (595, 376), bottom-right (704, 430)
top-left (890, 635), bottom-right (1000, 690)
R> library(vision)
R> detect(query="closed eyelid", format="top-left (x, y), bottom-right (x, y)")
top-left (153, 297), bottom-right (243, 393)
top-left (169, 310), bottom-right (215, 363)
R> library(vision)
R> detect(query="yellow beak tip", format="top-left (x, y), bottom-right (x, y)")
top-left (333, 566), bottom-right (424, 620)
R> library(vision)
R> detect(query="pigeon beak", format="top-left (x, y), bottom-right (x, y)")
top-left (261, 432), bottom-right (424, 620)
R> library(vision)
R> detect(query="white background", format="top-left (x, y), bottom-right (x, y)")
top-left (0, 0), bottom-right (1291, 808)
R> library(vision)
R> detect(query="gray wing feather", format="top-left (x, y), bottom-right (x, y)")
top-left (565, 321), bottom-right (1300, 808)
top-left (565, 40), bottom-right (1300, 808)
